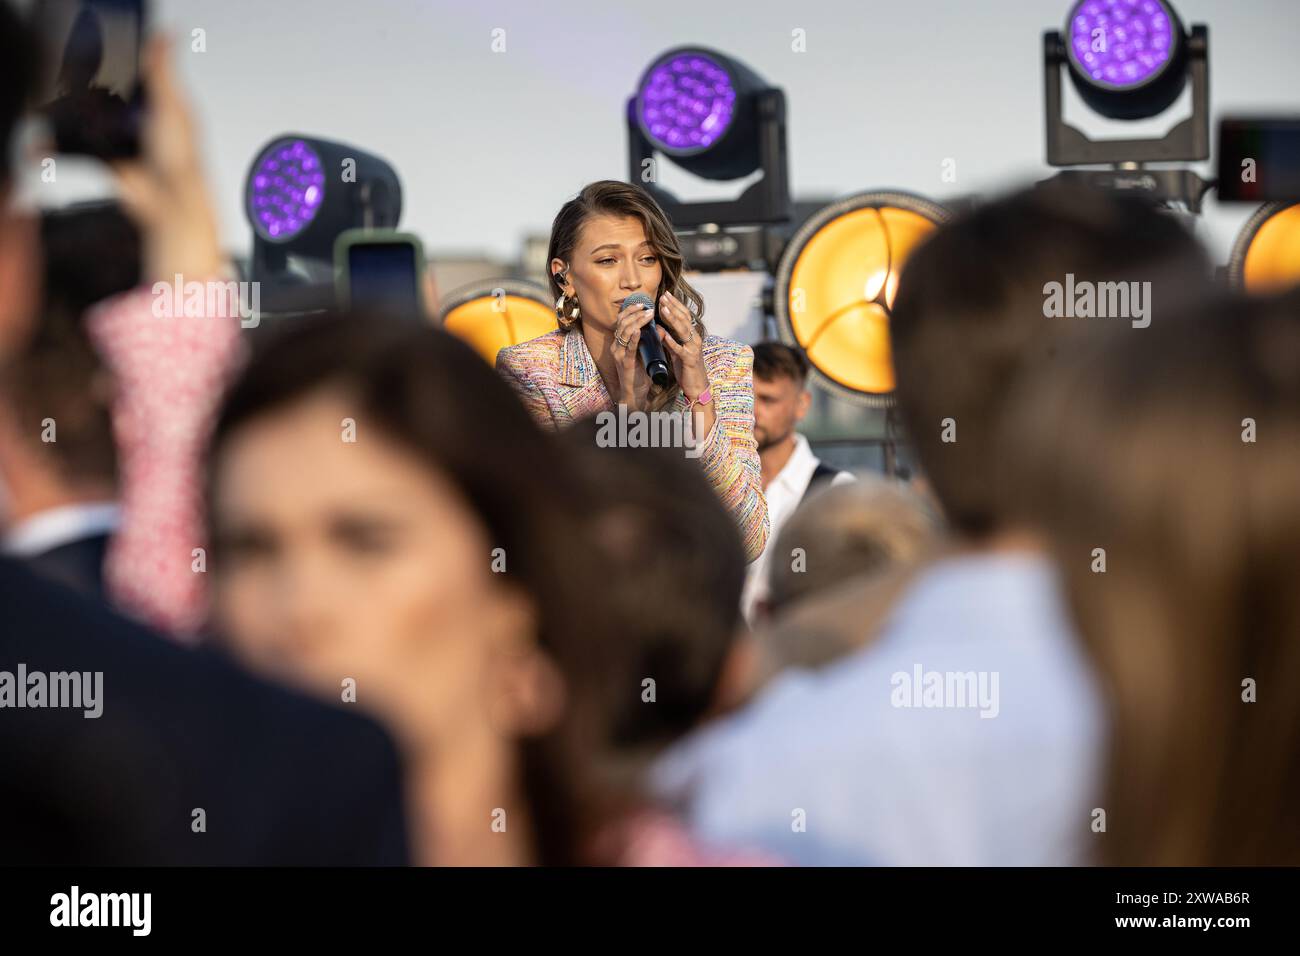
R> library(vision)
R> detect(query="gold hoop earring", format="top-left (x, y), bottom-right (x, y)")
top-left (554, 287), bottom-right (581, 327)
top-left (554, 266), bottom-right (580, 327)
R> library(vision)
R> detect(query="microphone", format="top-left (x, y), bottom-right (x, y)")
top-left (621, 292), bottom-right (670, 387)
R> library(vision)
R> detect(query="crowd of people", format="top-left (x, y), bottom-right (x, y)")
top-left (1, 7), bottom-right (1297, 867)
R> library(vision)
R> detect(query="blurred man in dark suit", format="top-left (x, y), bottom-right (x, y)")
top-left (0, 564), bottom-right (410, 865)
top-left (0, 2), bottom-right (409, 865)
top-left (0, 205), bottom-right (137, 600)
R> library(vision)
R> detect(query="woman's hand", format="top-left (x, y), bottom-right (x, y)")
top-left (610, 299), bottom-right (657, 410)
top-left (111, 36), bottom-right (227, 284)
top-left (656, 290), bottom-right (716, 446)
top-left (655, 292), bottom-right (709, 398)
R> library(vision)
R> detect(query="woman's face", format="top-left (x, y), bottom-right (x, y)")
top-left (210, 386), bottom-right (537, 745)
top-left (553, 214), bottom-right (664, 333)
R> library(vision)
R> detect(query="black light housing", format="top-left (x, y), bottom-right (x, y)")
top-left (626, 46), bottom-right (790, 229)
top-left (1064, 0), bottom-right (1189, 121)
top-left (243, 134), bottom-right (402, 315)
top-left (1043, 0), bottom-right (1209, 170)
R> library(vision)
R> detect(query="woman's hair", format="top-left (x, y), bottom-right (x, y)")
top-left (206, 313), bottom-right (624, 864)
top-left (552, 416), bottom-right (747, 760)
top-left (1004, 290), bottom-right (1300, 865)
top-left (547, 180), bottom-right (707, 412)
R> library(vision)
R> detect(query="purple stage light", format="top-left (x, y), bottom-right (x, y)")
top-left (1067, 0), bottom-right (1175, 89)
top-left (637, 52), bottom-right (737, 154)
top-left (247, 138), bottom-right (326, 242)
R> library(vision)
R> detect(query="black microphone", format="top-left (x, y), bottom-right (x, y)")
top-left (621, 292), bottom-right (670, 387)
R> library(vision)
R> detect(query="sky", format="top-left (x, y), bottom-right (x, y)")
top-left (22, 0), bottom-right (1300, 270)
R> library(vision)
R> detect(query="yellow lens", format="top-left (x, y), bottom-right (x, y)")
top-left (784, 204), bottom-right (942, 396)
top-left (442, 293), bottom-right (558, 363)
top-left (1242, 204), bottom-right (1300, 294)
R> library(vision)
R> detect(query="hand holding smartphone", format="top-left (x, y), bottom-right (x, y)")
top-left (33, 0), bottom-right (147, 160)
top-left (335, 230), bottom-right (428, 321)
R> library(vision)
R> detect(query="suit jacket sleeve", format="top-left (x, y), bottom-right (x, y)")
top-left (496, 346), bottom-right (555, 430)
top-left (694, 343), bottom-right (769, 564)
top-left (0, 559), bottom-right (410, 866)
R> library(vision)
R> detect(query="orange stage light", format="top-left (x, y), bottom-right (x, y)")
top-left (773, 191), bottom-right (950, 406)
top-left (440, 279), bottom-right (558, 364)
top-left (1228, 202), bottom-right (1300, 294)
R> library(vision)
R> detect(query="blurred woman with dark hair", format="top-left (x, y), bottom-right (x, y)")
top-left (207, 314), bottom-right (617, 865)
top-left (206, 313), bottom-right (775, 865)
top-left (496, 180), bottom-right (768, 564)
top-left (1004, 291), bottom-right (1300, 865)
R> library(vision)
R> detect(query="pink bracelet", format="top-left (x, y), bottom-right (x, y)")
top-left (685, 385), bottom-right (713, 408)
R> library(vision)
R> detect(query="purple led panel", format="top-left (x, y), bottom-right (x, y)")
top-left (248, 139), bottom-right (326, 241)
top-left (1068, 0), bottom-right (1175, 89)
top-left (637, 52), bottom-right (737, 154)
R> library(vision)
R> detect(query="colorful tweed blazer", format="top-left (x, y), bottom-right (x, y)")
top-left (496, 327), bottom-right (769, 564)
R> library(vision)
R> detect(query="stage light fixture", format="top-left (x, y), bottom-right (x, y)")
top-left (772, 191), bottom-right (951, 408)
top-left (439, 279), bottom-right (557, 364)
top-left (637, 53), bottom-right (736, 153)
top-left (1065, 0), bottom-right (1187, 121)
top-left (247, 139), bottom-right (326, 242)
top-left (635, 49), bottom-right (761, 178)
top-left (1227, 202), bottom-right (1300, 295)
top-left (627, 46), bottom-right (790, 231)
top-left (1043, 0), bottom-right (1210, 209)
top-left (242, 134), bottom-right (402, 317)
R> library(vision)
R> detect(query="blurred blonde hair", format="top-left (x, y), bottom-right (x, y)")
top-left (767, 476), bottom-right (937, 613)
top-left (1003, 291), bottom-right (1300, 865)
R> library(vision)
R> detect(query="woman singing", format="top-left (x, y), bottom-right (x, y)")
top-left (495, 180), bottom-right (768, 563)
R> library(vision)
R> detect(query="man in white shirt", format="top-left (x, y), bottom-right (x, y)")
top-left (742, 342), bottom-right (853, 622)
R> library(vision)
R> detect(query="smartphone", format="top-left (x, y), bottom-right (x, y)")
top-left (33, 0), bottom-right (147, 160)
top-left (1217, 117), bottom-right (1300, 203)
top-left (335, 230), bottom-right (426, 320)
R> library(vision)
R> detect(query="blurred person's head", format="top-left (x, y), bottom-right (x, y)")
top-left (0, 313), bottom-right (116, 521)
top-left (207, 313), bottom-right (613, 865)
top-left (762, 476), bottom-right (937, 624)
top-left (751, 341), bottom-right (812, 452)
top-left (40, 202), bottom-right (141, 312)
top-left (1005, 290), bottom-right (1300, 865)
top-left (889, 186), bottom-right (1211, 543)
top-left (0, 2), bottom-right (41, 364)
top-left (547, 180), bottom-right (706, 412)
top-left (0, 205), bottom-right (139, 521)
top-left (552, 417), bottom-right (751, 767)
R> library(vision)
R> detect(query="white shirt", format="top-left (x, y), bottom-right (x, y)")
top-left (2, 503), bottom-right (121, 557)
top-left (741, 434), bottom-right (854, 622)
top-left (654, 551), bottom-right (1104, 866)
